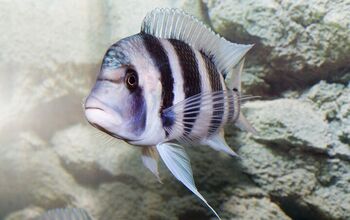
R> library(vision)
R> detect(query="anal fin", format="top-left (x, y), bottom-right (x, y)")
top-left (156, 142), bottom-right (221, 220)
top-left (141, 146), bottom-right (162, 183)
top-left (203, 130), bottom-right (238, 157)
top-left (235, 112), bottom-right (258, 135)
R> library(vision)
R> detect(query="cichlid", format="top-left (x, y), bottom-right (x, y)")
top-left (37, 208), bottom-right (92, 220)
top-left (84, 8), bottom-right (257, 219)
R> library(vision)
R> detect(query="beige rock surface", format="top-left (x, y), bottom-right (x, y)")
top-left (0, 132), bottom-right (82, 218)
top-left (203, 0), bottom-right (350, 94)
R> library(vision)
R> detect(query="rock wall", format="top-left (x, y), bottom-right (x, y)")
top-left (0, 0), bottom-right (349, 220)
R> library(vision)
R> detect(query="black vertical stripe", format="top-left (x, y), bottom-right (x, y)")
top-left (231, 89), bottom-right (240, 122)
top-left (169, 39), bottom-right (202, 137)
top-left (130, 87), bottom-right (147, 135)
top-left (201, 52), bottom-right (222, 91)
top-left (227, 91), bottom-right (235, 122)
top-left (201, 52), bottom-right (225, 137)
top-left (141, 34), bottom-right (175, 135)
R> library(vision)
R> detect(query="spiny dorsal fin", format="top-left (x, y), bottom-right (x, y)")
top-left (141, 8), bottom-right (253, 77)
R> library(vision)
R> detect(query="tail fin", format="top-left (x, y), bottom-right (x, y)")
top-left (225, 57), bottom-right (245, 91)
top-left (225, 58), bottom-right (258, 135)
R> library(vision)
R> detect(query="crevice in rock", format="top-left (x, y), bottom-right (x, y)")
top-left (326, 65), bottom-right (350, 85)
top-left (254, 138), bottom-right (350, 163)
top-left (270, 195), bottom-right (330, 220)
top-left (263, 64), bottom-right (350, 97)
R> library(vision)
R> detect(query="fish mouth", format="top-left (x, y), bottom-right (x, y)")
top-left (85, 106), bottom-right (104, 111)
top-left (84, 96), bottom-right (141, 142)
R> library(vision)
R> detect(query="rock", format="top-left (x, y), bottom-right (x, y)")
top-left (52, 123), bottom-right (137, 185)
top-left (51, 123), bottom-right (175, 220)
top-left (233, 133), bottom-right (350, 220)
top-left (301, 81), bottom-right (350, 159)
top-left (223, 197), bottom-right (291, 220)
top-left (4, 206), bottom-right (43, 220)
top-left (51, 122), bottom-right (285, 220)
top-left (243, 99), bottom-right (329, 152)
top-left (94, 182), bottom-right (170, 220)
top-left (204, 0), bottom-right (350, 93)
top-left (0, 132), bottom-right (83, 218)
top-left (221, 186), bottom-right (291, 220)
top-left (0, 0), bottom-right (105, 142)
top-left (179, 0), bottom-right (212, 24)
top-left (229, 88), bottom-right (350, 219)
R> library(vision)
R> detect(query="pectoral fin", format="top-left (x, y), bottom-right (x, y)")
top-left (141, 146), bottom-right (162, 183)
top-left (156, 142), bottom-right (221, 220)
top-left (162, 90), bottom-right (235, 144)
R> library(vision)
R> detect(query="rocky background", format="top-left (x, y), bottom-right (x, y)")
top-left (0, 0), bottom-right (349, 219)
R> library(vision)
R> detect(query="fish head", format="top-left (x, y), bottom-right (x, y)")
top-left (84, 35), bottom-right (164, 144)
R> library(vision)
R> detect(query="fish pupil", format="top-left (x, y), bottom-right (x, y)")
top-left (128, 75), bottom-right (136, 85)
top-left (125, 68), bottom-right (138, 90)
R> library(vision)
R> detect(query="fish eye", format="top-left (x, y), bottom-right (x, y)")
top-left (125, 68), bottom-right (138, 90)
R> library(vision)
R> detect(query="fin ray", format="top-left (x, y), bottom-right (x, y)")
top-left (163, 91), bottom-right (237, 144)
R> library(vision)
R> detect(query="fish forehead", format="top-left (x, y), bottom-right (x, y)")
top-left (100, 34), bottom-right (162, 87)
top-left (102, 34), bottom-right (147, 69)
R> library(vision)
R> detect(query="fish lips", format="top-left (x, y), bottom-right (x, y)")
top-left (84, 96), bottom-right (139, 142)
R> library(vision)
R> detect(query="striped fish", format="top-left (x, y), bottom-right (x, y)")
top-left (84, 8), bottom-right (257, 219)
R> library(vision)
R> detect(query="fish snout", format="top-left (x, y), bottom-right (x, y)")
top-left (84, 95), bottom-right (123, 129)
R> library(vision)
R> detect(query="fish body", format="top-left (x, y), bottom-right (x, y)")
top-left (84, 8), bottom-right (256, 219)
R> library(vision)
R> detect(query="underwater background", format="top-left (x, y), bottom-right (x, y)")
top-left (1, 0), bottom-right (349, 219)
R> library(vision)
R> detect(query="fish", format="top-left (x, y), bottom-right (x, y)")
top-left (37, 208), bottom-right (92, 220)
top-left (84, 8), bottom-right (257, 219)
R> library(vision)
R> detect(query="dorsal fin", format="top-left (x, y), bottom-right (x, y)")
top-left (141, 8), bottom-right (253, 77)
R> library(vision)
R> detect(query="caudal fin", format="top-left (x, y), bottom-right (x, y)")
top-left (225, 53), bottom-right (258, 135)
